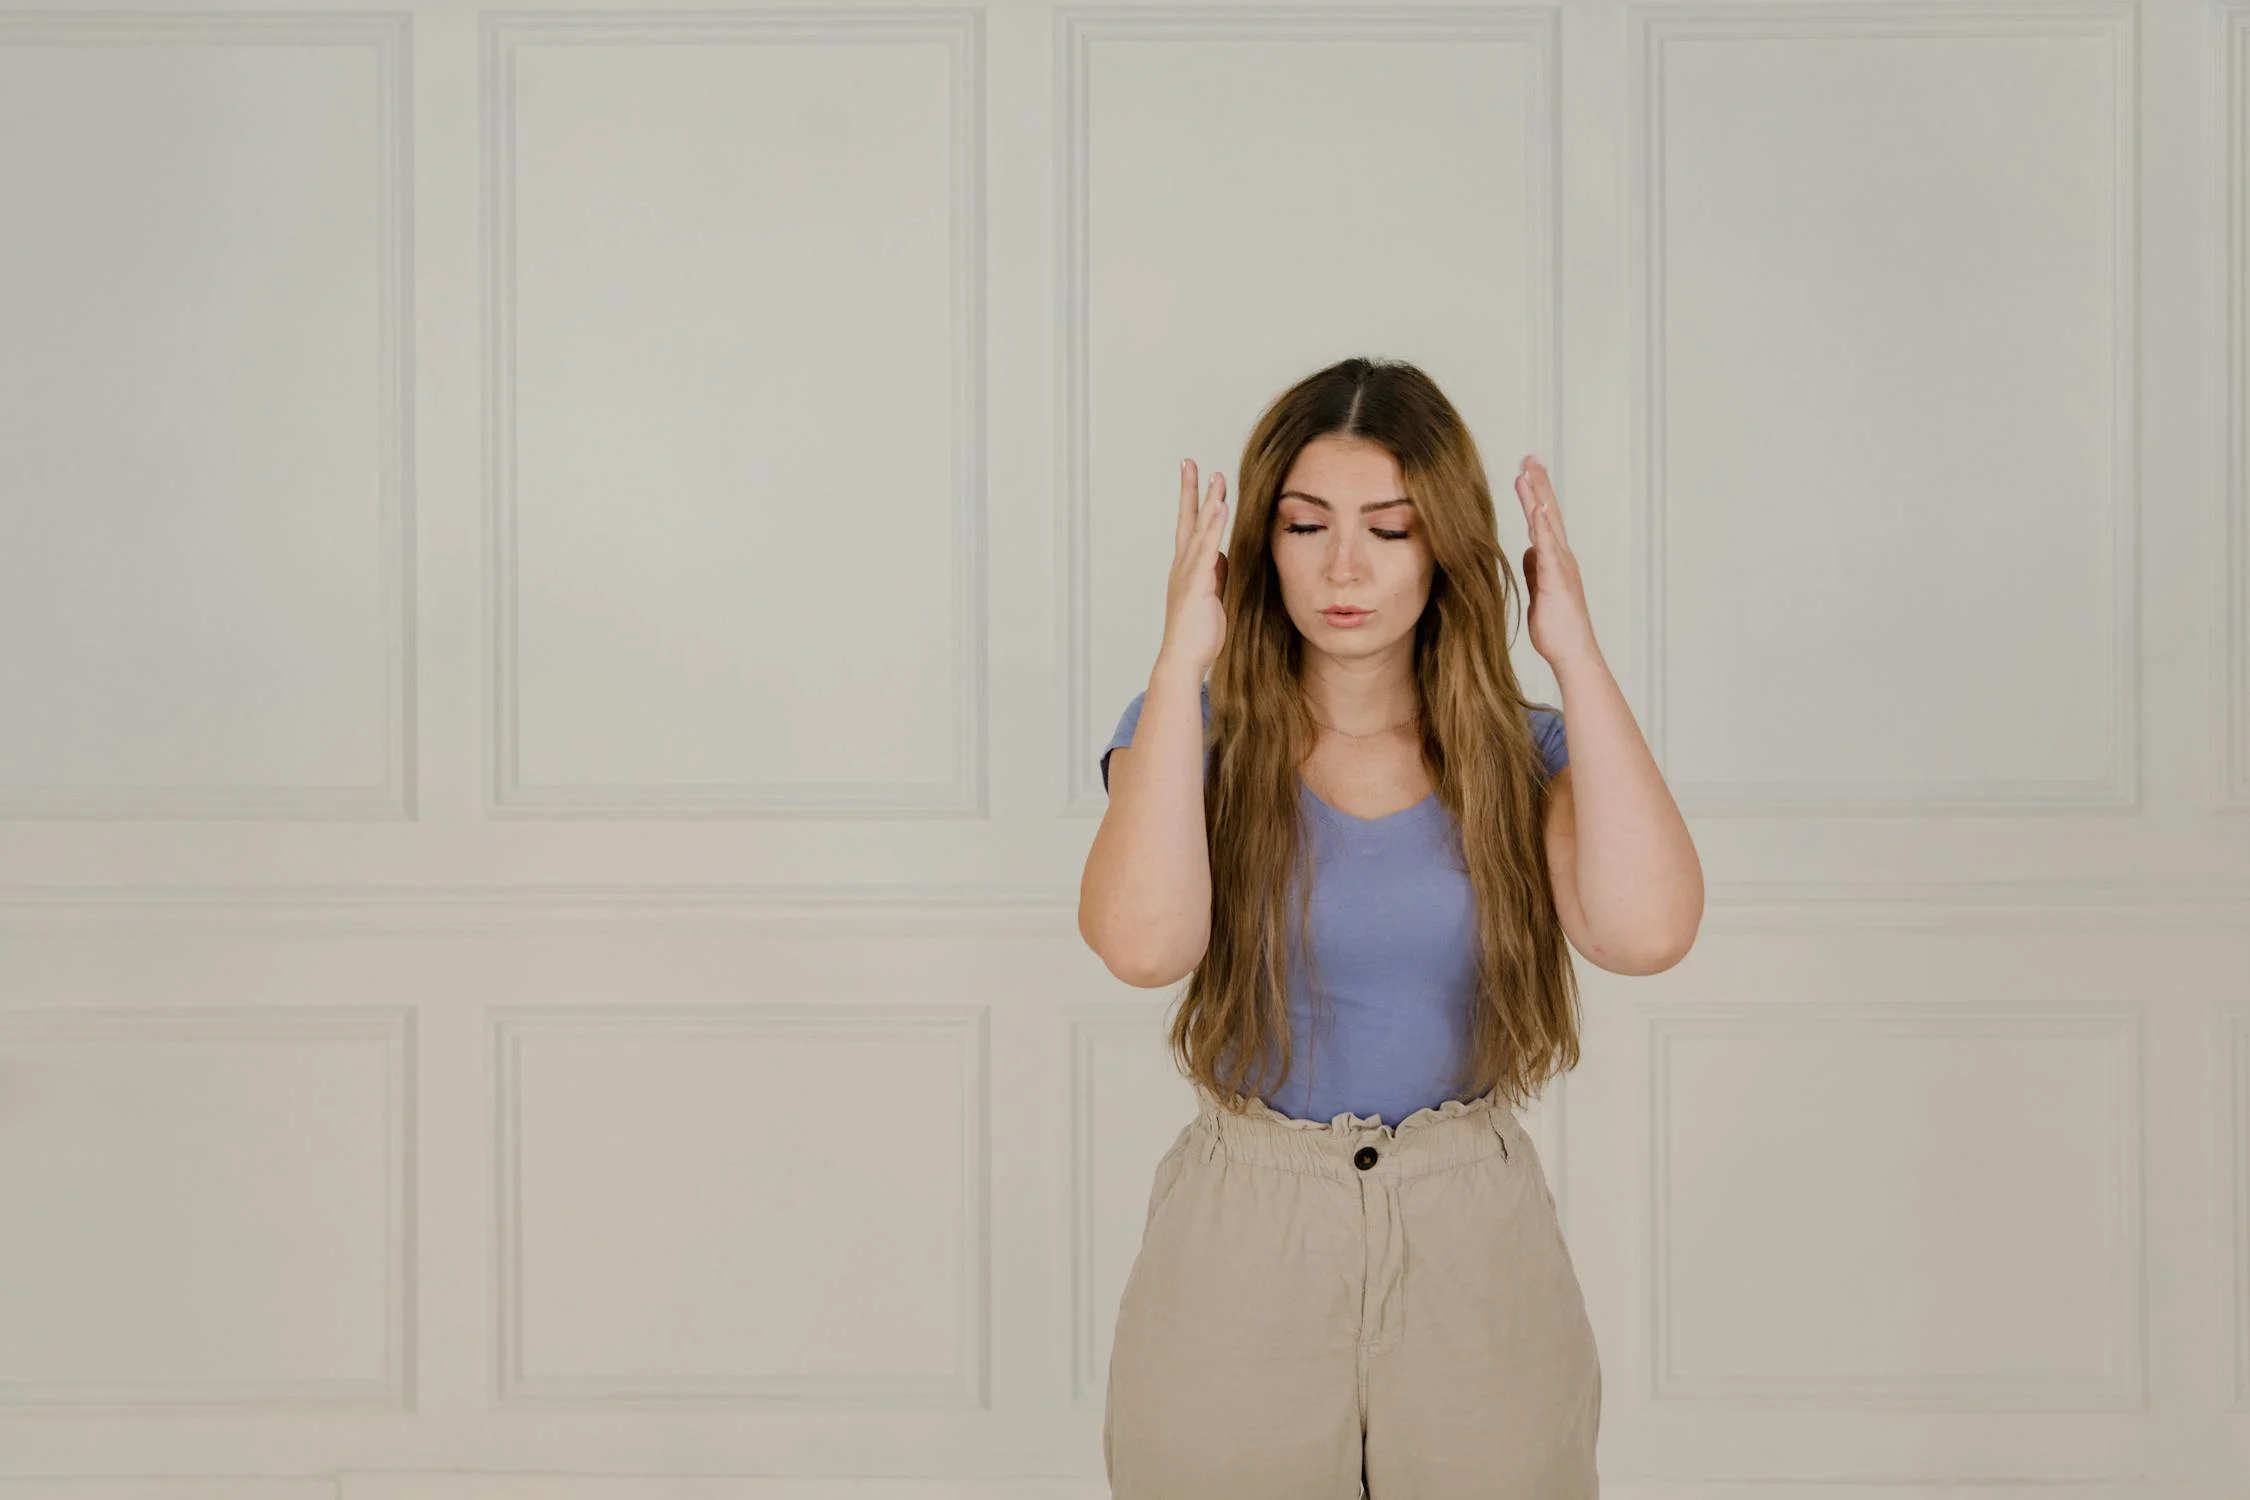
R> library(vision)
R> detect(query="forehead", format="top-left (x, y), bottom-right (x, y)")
top-left (1278, 435), bottom-right (1407, 502)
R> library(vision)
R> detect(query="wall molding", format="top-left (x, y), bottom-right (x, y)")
top-left (1629, 3), bottom-right (2141, 814)
top-left (481, 11), bottom-right (987, 819)
top-left (490, 1003), bottom-right (988, 1409)
top-left (1, 877), bottom-right (2248, 932)
top-left (2223, 1002), bottom-right (2250, 1409)
top-left (1054, 4), bottom-right (1561, 815)
top-left (1646, 999), bottom-right (2145, 1409)
top-left (0, 12), bottom-right (416, 822)
top-left (0, 1005), bottom-right (413, 1411)
top-left (2222, 0), bottom-right (2250, 807)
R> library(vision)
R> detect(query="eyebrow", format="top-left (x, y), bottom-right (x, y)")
top-left (1277, 490), bottom-right (1415, 514)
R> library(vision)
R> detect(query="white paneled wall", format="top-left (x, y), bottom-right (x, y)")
top-left (0, 0), bottom-right (2244, 1496)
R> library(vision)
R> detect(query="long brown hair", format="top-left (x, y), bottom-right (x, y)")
top-left (1173, 356), bottom-right (1580, 1117)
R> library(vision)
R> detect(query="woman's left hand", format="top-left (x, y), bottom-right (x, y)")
top-left (1514, 454), bottom-right (1600, 669)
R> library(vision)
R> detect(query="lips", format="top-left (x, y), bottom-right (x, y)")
top-left (1322, 608), bottom-right (1367, 619)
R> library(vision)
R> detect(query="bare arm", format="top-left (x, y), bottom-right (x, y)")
top-left (1079, 659), bottom-right (1213, 986)
top-left (1081, 458), bottom-right (1230, 986)
top-left (1509, 452), bottom-right (1701, 974)
top-left (1544, 647), bottom-right (1702, 973)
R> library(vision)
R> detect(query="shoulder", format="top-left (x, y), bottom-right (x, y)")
top-left (1528, 704), bottom-right (1568, 778)
top-left (1100, 680), bottom-right (1212, 793)
top-left (1110, 680), bottom-right (1212, 740)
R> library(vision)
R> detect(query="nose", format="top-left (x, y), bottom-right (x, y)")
top-left (1323, 532), bottom-right (1366, 583)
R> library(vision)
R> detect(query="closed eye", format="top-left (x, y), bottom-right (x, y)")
top-left (1283, 524), bottom-right (1410, 540)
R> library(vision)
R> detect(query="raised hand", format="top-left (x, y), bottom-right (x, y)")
top-left (1157, 458), bottom-right (1229, 677)
top-left (1514, 454), bottom-right (1598, 668)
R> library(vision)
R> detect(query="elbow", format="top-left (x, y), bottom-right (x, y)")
top-left (1078, 908), bottom-right (1204, 989)
top-left (1099, 941), bottom-right (1202, 990)
top-left (1090, 941), bottom-right (1189, 989)
top-left (1628, 937), bottom-right (1693, 975)
top-left (1614, 873), bottom-right (1704, 976)
top-left (1576, 905), bottom-right (1700, 977)
top-left (1625, 915), bottom-right (1702, 975)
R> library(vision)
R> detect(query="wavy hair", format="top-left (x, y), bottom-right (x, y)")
top-left (1172, 356), bottom-right (1580, 1117)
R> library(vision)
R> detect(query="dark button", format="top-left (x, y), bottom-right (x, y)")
top-left (1353, 1145), bottom-right (1379, 1170)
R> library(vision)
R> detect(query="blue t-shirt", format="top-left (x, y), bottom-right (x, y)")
top-left (1099, 681), bottom-right (1568, 1128)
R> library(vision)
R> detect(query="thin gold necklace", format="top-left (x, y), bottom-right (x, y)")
top-left (1310, 708), bottom-right (1419, 739)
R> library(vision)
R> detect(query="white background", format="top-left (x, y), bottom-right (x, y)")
top-left (0, 0), bottom-right (2245, 1495)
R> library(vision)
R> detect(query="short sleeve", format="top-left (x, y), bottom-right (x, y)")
top-left (1100, 681), bottom-right (1214, 794)
top-left (1530, 705), bottom-right (1568, 779)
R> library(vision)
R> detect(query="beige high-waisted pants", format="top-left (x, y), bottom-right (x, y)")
top-left (1103, 1083), bottom-right (1602, 1498)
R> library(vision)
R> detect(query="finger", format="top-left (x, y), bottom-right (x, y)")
top-left (1176, 459), bottom-right (1197, 554)
top-left (1202, 473), bottom-right (1227, 552)
top-left (1525, 456), bottom-right (1554, 500)
top-left (1525, 458), bottom-right (1566, 542)
top-left (1536, 497), bottom-right (1565, 553)
top-left (1525, 488), bottom-right (1550, 551)
top-left (1184, 474), bottom-right (1221, 581)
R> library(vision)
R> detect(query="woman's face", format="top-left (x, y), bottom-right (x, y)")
top-left (1269, 434), bottom-right (1435, 665)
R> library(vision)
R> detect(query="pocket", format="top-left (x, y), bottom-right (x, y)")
top-left (1415, 1114), bottom-right (1599, 1390)
top-left (1117, 1133), bottom-right (1200, 1323)
top-left (1523, 1136), bottom-right (1564, 1223)
top-left (1490, 1113), bottom-right (1561, 1218)
top-left (1141, 1132), bottom-right (1198, 1236)
top-left (1499, 1123), bottom-right (1597, 1340)
top-left (1418, 1114), bottom-right (1573, 1289)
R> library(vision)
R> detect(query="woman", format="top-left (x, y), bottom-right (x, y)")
top-left (1080, 357), bottom-right (1703, 1498)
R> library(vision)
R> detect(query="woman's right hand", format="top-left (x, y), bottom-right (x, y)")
top-left (1158, 459), bottom-right (1228, 677)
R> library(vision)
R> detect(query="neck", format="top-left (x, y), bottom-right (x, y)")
top-left (1300, 653), bottom-right (1417, 738)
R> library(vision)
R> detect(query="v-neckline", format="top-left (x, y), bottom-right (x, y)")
top-left (1299, 777), bottom-right (1439, 829)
